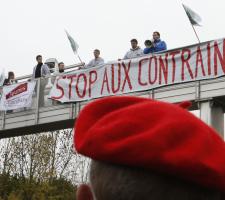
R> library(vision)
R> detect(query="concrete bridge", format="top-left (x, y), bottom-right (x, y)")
top-left (1, 64), bottom-right (225, 139)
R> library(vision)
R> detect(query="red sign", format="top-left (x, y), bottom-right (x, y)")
top-left (6, 83), bottom-right (28, 100)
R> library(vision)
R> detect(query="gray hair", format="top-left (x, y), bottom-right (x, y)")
top-left (90, 160), bottom-right (221, 200)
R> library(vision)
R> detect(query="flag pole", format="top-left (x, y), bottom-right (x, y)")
top-left (74, 53), bottom-right (85, 69)
top-left (190, 23), bottom-right (201, 44)
top-left (77, 54), bottom-right (83, 64)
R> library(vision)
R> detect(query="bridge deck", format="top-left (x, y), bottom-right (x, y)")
top-left (1, 76), bottom-right (225, 138)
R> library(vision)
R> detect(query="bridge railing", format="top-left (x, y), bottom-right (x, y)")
top-left (1, 64), bottom-right (225, 138)
top-left (0, 63), bottom-right (85, 122)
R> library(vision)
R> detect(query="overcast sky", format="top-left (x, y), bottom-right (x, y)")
top-left (0, 0), bottom-right (225, 77)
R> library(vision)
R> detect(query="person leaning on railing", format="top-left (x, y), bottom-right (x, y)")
top-left (51, 62), bottom-right (65, 84)
top-left (144, 31), bottom-right (167, 54)
top-left (3, 71), bottom-right (18, 113)
top-left (51, 62), bottom-right (65, 105)
top-left (122, 38), bottom-right (143, 60)
top-left (31, 55), bottom-right (50, 107)
top-left (3, 71), bottom-right (17, 86)
top-left (82, 49), bottom-right (104, 69)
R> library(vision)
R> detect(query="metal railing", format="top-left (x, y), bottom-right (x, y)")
top-left (1, 63), bottom-right (225, 137)
top-left (0, 63), bottom-right (84, 116)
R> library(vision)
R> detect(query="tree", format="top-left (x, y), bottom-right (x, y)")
top-left (0, 128), bottom-right (90, 199)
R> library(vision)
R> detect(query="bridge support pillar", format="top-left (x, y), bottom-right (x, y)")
top-left (199, 101), bottom-right (224, 139)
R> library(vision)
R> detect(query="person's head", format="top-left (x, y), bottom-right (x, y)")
top-left (8, 71), bottom-right (15, 80)
top-left (153, 31), bottom-right (160, 41)
top-left (36, 55), bottom-right (42, 64)
top-left (93, 49), bottom-right (100, 59)
top-left (144, 40), bottom-right (152, 47)
top-left (74, 96), bottom-right (225, 200)
top-left (130, 39), bottom-right (138, 49)
top-left (58, 62), bottom-right (65, 73)
top-left (76, 160), bottom-right (220, 200)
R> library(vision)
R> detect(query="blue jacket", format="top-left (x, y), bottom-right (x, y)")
top-left (144, 39), bottom-right (167, 54)
top-left (143, 47), bottom-right (154, 54)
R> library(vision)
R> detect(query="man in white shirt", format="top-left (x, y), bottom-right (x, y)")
top-left (32, 55), bottom-right (50, 107)
top-left (51, 62), bottom-right (65, 105)
top-left (84, 49), bottom-right (104, 69)
top-left (51, 62), bottom-right (65, 84)
top-left (123, 39), bottom-right (143, 59)
top-left (32, 55), bottom-right (50, 80)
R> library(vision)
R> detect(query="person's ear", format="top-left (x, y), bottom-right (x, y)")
top-left (76, 184), bottom-right (94, 200)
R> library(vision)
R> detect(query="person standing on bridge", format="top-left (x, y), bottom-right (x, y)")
top-left (58, 62), bottom-right (65, 73)
top-left (51, 62), bottom-right (65, 84)
top-left (123, 38), bottom-right (143, 60)
top-left (143, 39), bottom-right (153, 54)
top-left (145, 31), bottom-right (167, 53)
top-left (122, 39), bottom-right (143, 60)
top-left (51, 62), bottom-right (65, 105)
top-left (3, 71), bottom-right (17, 86)
top-left (3, 71), bottom-right (17, 113)
top-left (32, 55), bottom-right (50, 107)
top-left (84, 49), bottom-right (104, 69)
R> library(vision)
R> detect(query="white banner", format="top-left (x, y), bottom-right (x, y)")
top-left (49, 38), bottom-right (225, 102)
top-left (0, 81), bottom-right (36, 111)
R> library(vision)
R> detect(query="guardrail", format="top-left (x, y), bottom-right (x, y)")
top-left (1, 67), bottom-right (225, 138)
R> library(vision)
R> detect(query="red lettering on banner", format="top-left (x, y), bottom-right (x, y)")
top-left (67, 74), bottom-right (77, 99)
top-left (111, 64), bottom-right (121, 93)
top-left (51, 76), bottom-right (65, 100)
top-left (159, 54), bottom-right (168, 85)
top-left (138, 58), bottom-right (148, 86)
top-left (88, 70), bottom-right (97, 97)
top-left (122, 61), bottom-right (132, 91)
top-left (207, 43), bottom-right (211, 75)
top-left (148, 56), bottom-right (158, 84)
top-left (214, 40), bottom-right (225, 75)
top-left (6, 83), bottom-right (28, 100)
top-left (169, 51), bottom-right (180, 83)
top-left (195, 47), bottom-right (206, 78)
top-left (101, 68), bottom-right (110, 94)
top-left (181, 49), bottom-right (194, 81)
top-left (75, 74), bottom-right (87, 98)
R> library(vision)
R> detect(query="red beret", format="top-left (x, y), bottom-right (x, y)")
top-left (74, 96), bottom-right (225, 192)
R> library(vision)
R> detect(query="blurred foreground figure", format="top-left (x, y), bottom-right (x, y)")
top-left (74, 96), bottom-right (225, 200)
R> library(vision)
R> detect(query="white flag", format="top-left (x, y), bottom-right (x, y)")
top-left (182, 4), bottom-right (202, 26)
top-left (65, 30), bottom-right (79, 54)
